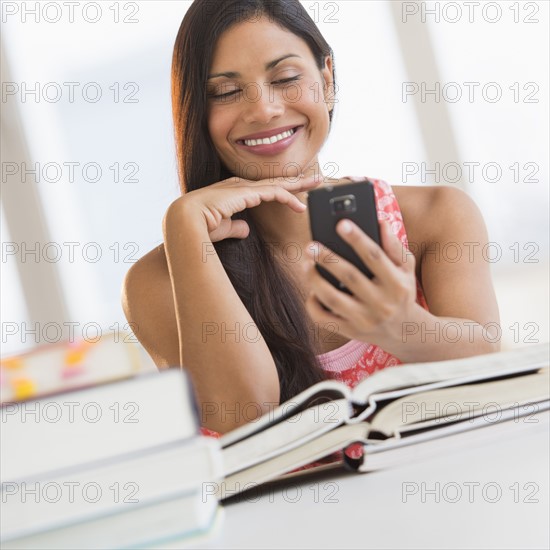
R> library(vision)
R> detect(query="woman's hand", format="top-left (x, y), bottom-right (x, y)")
top-left (164, 174), bottom-right (321, 243)
top-left (304, 219), bottom-right (419, 348)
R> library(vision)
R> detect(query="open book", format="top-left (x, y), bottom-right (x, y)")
top-left (217, 343), bottom-right (549, 497)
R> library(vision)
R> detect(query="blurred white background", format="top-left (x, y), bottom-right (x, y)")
top-left (1, 0), bottom-right (548, 356)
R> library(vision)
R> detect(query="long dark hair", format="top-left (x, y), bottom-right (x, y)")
top-left (171, 0), bottom-right (336, 403)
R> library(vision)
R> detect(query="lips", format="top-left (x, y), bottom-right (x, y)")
top-left (234, 125), bottom-right (303, 156)
top-left (237, 124), bottom-right (302, 142)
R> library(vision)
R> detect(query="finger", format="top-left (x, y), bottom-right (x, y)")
top-left (335, 219), bottom-right (398, 282)
top-left (305, 291), bottom-right (343, 324)
top-left (208, 220), bottom-right (250, 242)
top-left (222, 174), bottom-right (321, 193)
top-left (307, 264), bottom-right (361, 321)
top-left (259, 173), bottom-right (322, 192)
top-left (253, 186), bottom-right (309, 213)
top-left (306, 241), bottom-right (377, 301)
top-left (380, 222), bottom-right (415, 273)
top-left (226, 220), bottom-right (250, 240)
top-left (304, 292), bottom-right (354, 337)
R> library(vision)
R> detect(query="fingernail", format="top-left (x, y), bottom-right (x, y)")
top-left (338, 220), bottom-right (353, 234)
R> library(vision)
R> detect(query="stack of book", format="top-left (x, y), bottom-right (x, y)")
top-left (0, 339), bottom-right (223, 549)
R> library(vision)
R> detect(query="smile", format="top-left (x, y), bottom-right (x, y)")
top-left (235, 126), bottom-right (302, 156)
top-left (242, 128), bottom-right (295, 147)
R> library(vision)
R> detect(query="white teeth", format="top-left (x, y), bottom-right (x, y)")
top-left (244, 128), bottom-right (295, 147)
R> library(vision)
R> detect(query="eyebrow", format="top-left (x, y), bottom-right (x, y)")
top-left (207, 54), bottom-right (301, 80)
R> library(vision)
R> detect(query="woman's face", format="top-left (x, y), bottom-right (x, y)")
top-left (206, 16), bottom-right (334, 180)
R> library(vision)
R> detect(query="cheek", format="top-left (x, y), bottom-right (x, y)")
top-left (207, 107), bottom-right (231, 149)
top-left (206, 112), bottom-right (220, 147)
top-left (298, 80), bottom-right (330, 129)
top-left (299, 78), bottom-right (326, 108)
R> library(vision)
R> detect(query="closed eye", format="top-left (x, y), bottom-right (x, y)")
top-left (272, 76), bottom-right (301, 85)
top-left (209, 76), bottom-right (301, 101)
top-left (211, 89), bottom-right (239, 100)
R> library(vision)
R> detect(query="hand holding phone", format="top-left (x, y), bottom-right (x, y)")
top-left (307, 179), bottom-right (381, 295)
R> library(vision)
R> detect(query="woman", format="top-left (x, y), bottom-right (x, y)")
top-left (122, 0), bottom-right (500, 435)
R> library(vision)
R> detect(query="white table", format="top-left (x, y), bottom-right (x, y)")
top-left (179, 412), bottom-right (550, 550)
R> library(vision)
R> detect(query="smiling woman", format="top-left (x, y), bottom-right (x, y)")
top-left (121, 0), bottom-right (500, 435)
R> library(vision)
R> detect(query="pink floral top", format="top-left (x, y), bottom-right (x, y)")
top-left (200, 178), bottom-right (430, 464)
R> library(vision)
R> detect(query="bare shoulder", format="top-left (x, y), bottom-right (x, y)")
top-left (392, 184), bottom-right (487, 247)
top-left (391, 185), bottom-right (499, 334)
top-left (121, 243), bottom-right (180, 369)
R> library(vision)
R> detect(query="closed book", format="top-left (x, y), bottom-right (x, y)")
top-left (1, 437), bottom-right (222, 541)
top-left (0, 332), bottom-right (144, 402)
top-left (1, 368), bottom-right (199, 481)
top-left (1, 491), bottom-right (222, 550)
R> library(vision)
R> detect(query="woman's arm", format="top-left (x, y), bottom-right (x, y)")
top-left (304, 185), bottom-right (501, 362)
top-left (123, 174), bottom-right (321, 433)
top-left (396, 185), bottom-right (501, 360)
top-left (161, 197), bottom-right (280, 432)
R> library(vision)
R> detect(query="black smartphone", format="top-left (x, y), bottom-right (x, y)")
top-left (307, 179), bottom-right (381, 294)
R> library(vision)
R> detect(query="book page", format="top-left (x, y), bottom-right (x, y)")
top-left (219, 380), bottom-right (351, 448)
top-left (369, 367), bottom-right (549, 436)
top-left (219, 422), bottom-right (370, 497)
top-left (351, 342), bottom-right (549, 406)
top-left (222, 399), bottom-right (351, 477)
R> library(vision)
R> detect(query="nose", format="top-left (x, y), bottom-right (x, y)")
top-left (241, 82), bottom-right (284, 125)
